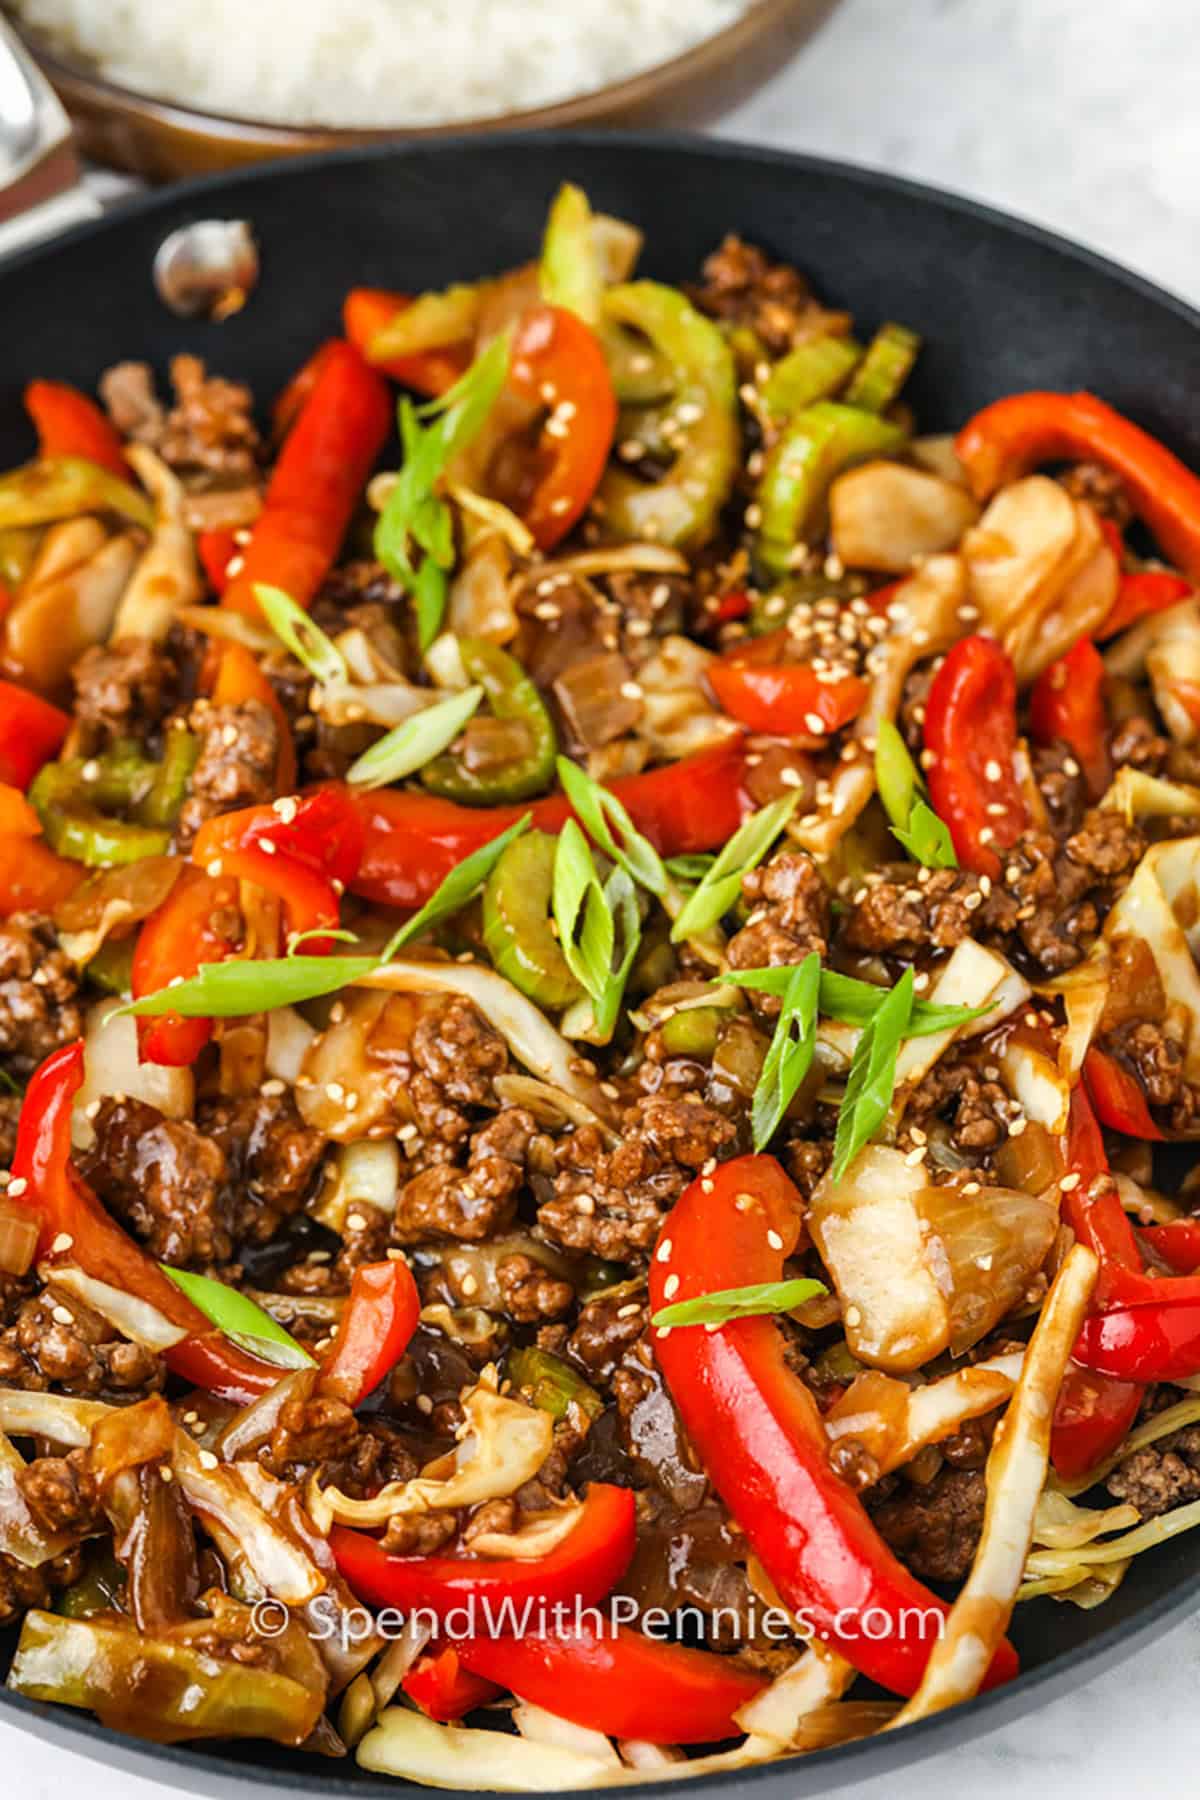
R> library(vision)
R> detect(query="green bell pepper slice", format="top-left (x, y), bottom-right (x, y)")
top-left (0, 456), bottom-right (154, 533)
top-left (843, 322), bottom-right (922, 414)
top-left (482, 828), bottom-right (583, 1011)
top-left (755, 400), bottom-right (908, 579)
top-left (137, 721), bottom-right (200, 829)
top-left (598, 282), bottom-right (740, 548)
top-left (540, 184), bottom-right (672, 405)
top-left (30, 742), bottom-right (170, 868)
top-left (421, 638), bottom-right (556, 805)
top-left (507, 1346), bottom-right (604, 1422)
top-left (761, 335), bottom-right (863, 423)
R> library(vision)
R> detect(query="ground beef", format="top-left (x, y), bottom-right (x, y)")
top-left (0, 1547), bottom-right (82, 1627)
top-left (393, 1109), bottom-right (535, 1246)
top-left (16, 1449), bottom-right (101, 1537)
top-left (278, 1202), bottom-right (391, 1296)
top-left (266, 1389), bottom-right (359, 1474)
top-left (1060, 460), bottom-right (1133, 526)
top-left (84, 1097), bottom-right (231, 1266)
top-left (102, 355), bottom-right (261, 489)
top-left (564, 1291), bottom-right (650, 1387)
top-left (496, 1253), bottom-right (574, 1323)
top-left (539, 1095), bottom-right (736, 1260)
top-left (1108, 1424), bottom-right (1200, 1517)
top-left (602, 571), bottom-right (690, 658)
top-left (0, 1291), bottom-right (162, 1396)
top-left (870, 1467), bottom-right (986, 1583)
top-left (842, 866), bottom-right (984, 959)
top-left (1031, 741), bottom-right (1088, 832)
top-left (727, 851), bottom-right (831, 1002)
top-left (0, 913), bottom-right (85, 1075)
top-left (72, 637), bottom-right (177, 753)
top-left (380, 1509), bottom-right (459, 1555)
top-left (394, 999), bottom-right (511, 1168)
top-left (1109, 715), bottom-right (1168, 773)
top-left (197, 1090), bottom-right (327, 1244)
top-left (312, 562), bottom-right (410, 628)
top-left (981, 814), bottom-right (1145, 975)
top-left (690, 236), bottom-right (849, 354)
top-left (176, 698), bottom-right (279, 846)
top-left (907, 1049), bottom-right (1011, 1151)
top-left (1103, 1020), bottom-right (1187, 1110)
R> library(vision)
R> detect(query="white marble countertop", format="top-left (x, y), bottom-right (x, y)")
top-left (4, 0), bottom-right (1198, 1794)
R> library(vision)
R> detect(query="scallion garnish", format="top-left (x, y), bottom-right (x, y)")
top-left (162, 1266), bottom-right (314, 1367)
top-left (254, 584), bottom-right (349, 686)
top-left (830, 966), bottom-right (915, 1181)
top-left (875, 719), bottom-right (957, 868)
top-left (652, 1276), bottom-right (827, 1329)
top-left (346, 685), bottom-right (484, 790)
top-left (749, 951), bottom-right (820, 1151)
top-left (669, 793), bottom-right (799, 942)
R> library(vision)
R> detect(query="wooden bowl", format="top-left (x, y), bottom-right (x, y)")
top-left (15, 0), bottom-right (835, 182)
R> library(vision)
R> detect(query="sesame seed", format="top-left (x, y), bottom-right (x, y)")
top-left (1062, 756), bottom-right (1081, 778)
top-left (1060, 1172), bottom-right (1081, 1192)
top-left (258, 837), bottom-right (278, 856)
top-left (617, 1302), bottom-right (642, 1319)
top-left (81, 759), bottom-right (100, 783)
top-left (51, 1305), bottom-right (74, 1326)
top-left (804, 712), bottom-right (827, 735)
top-left (260, 1078), bottom-right (286, 1097)
top-left (766, 1229), bottom-right (784, 1251)
top-left (904, 1147), bottom-right (927, 1167)
top-left (7, 1177), bottom-right (27, 1198)
top-left (345, 1213), bottom-right (366, 1232)
top-left (325, 1083), bottom-right (345, 1102)
top-left (978, 827), bottom-right (995, 845)
top-left (206, 859), bottom-right (224, 878)
top-left (620, 681), bottom-right (644, 701)
top-left (198, 1449), bottom-right (219, 1471)
top-left (460, 1274), bottom-right (478, 1297)
top-left (50, 1233), bottom-right (73, 1254)
top-left (663, 1274), bottom-right (680, 1299)
top-left (701, 1178), bottom-right (715, 1193)
top-left (984, 760), bottom-right (1002, 782)
top-left (962, 1181), bottom-right (981, 1196)
top-left (844, 1306), bottom-right (862, 1328)
top-left (656, 1327), bottom-right (672, 1341)
top-left (416, 1394), bottom-right (434, 1415)
top-left (1009, 1116), bottom-right (1028, 1137)
top-left (159, 1466), bottom-right (174, 1483)
top-left (656, 1239), bottom-right (673, 1262)
top-left (272, 796), bottom-right (299, 823)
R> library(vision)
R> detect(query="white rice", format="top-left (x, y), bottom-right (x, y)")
top-left (18, 0), bottom-right (754, 127)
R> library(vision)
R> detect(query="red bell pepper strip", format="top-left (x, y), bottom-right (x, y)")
top-left (1098, 569), bottom-right (1193, 640)
top-left (0, 835), bottom-right (81, 916)
top-left (131, 864), bottom-right (242, 1067)
top-left (319, 1259), bottom-right (420, 1407)
top-left (271, 339), bottom-right (340, 442)
top-left (649, 1154), bottom-right (1017, 1697)
top-left (210, 642), bottom-right (298, 794)
top-left (956, 391), bottom-right (1200, 581)
top-left (0, 679), bottom-right (69, 790)
top-left (1051, 1084), bottom-right (1150, 1471)
top-left (10, 1043), bottom-right (286, 1406)
top-left (24, 380), bottom-right (128, 480)
top-left (0, 784), bottom-right (41, 836)
top-left (349, 740), bottom-right (748, 913)
top-left (402, 1650), bottom-right (502, 1723)
top-left (332, 1482), bottom-right (635, 1620)
top-left (1083, 1046), bottom-right (1165, 1141)
top-left (197, 528), bottom-right (239, 596)
top-left (192, 788), bottom-right (364, 954)
top-left (709, 631), bottom-right (869, 735)
top-left (1140, 1221), bottom-right (1200, 1274)
top-left (1028, 637), bottom-right (1111, 798)
top-left (343, 288), bottom-right (470, 398)
top-left (1049, 1364), bottom-right (1142, 1482)
top-left (712, 589), bottom-right (751, 625)
top-left (455, 1622), bottom-right (765, 1745)
top-left (923, 634), bottom-right (1028, 878)
top-left (1074, 1299), bottom-right (1200, 1383)
top-left (222, 341), bottom-right (390, 620)
top-left (507, 305), bottom-right (617, 551)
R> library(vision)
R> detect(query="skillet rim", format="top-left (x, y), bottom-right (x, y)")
top-left (0, 125), bottom-right (1198, 1797)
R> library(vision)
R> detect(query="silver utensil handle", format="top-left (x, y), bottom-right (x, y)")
top-left (0, 18), bottom-right (99, 258)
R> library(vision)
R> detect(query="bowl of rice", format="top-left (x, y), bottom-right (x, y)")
top-left (5, 0), bottom-right (833, 181)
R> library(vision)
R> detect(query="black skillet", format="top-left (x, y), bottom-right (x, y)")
top-left (1, 131), bottom-right (1199, 1797)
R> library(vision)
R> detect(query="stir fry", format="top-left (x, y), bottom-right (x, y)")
top-left (3, 184), bottom-right (1200, 1780)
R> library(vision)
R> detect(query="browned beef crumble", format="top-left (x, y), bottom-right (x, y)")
top-left (496, 1252), bottom-right (574, 1323)
top-left (0, 913), bottom-right (85, 1075)
top-left (562, 1290), bottom-right (650, 1387)
top-left (0, 1548), bottom-right (83, 1627)
top-left (870, 1467), bottom-right (987, 1583)
top-left (101, 355), bottom-right (261, 493)
top-left (197, 1091), bottom-right (327, 1243)
top-left (83, 1097), bottom-right (231, 1267)
top-left (0, 1290), bottom-right (162, 1397)
top-left (540, 1094), bottom-right (737, 1260)
top-left (907, 1048), bottom-right (1012, 1152)
top-left (392, 1109), bottom-right (535, 1245)
top-left (727, 851), bottom-right (831, 1002)
top-left (691, 236), bottom-right (850, 353)
top-left (72, 637), bottom-right (177, 753)
top-left (1060, 460), bottom-right (1133, 525)
top-left (16, 1449), bottom-right (102, 1536)
top-left (386, 998), bottom-right (511, 1170)
top-left (278, 1203), bottom-right (391, 1296)
top-left (1107, 1422), bottom-right (1200, 1517)
top-left (176, 698), bottom-right (279, 846)
top-left (0, 1093), bottom-right (21, 1168)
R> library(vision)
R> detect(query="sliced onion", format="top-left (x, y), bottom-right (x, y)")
top-left (892, 1244), bottom-right (1097, 1725)
top-left (54, 857), bottom-right (180, 963)
top-left (893, 939), bottom-right (1019, 1098)
top-left (492, 1072), bottom-right (615, 1137)
top-left (0, 1388), bottom-right (113, 1447)
top-left (448, 483), bottom-right (535, 558)
top-left (71, 1000), bottom-right (193, 1150)
top-left (6, 528), bottom-right (141, 692)
top-left (111, 446), bottom-right (200, 641)
top-left (1100, 765), bottom-right (1200, 822)
top-left (999, 1035), bottom-right (1069, 1134)
top-left (919, 1182), bottom-right (1058, 1355)
top-left (830, 460), bottom-right (979, 572)
top-left (313, 1140), bottom-right (400, 1232)
top-left (359, 1708), bottom-right (616, 1790)
top-left (0, 1433), bottom-right (74, 1569)
top-left (44, 1265), bottom-right (188, 1351)
top-left (514, 1703), bottom-right (621, 1768)
top-left (265, 1005), bottom-right (317, 1083)
top-left (1104, 842), bottom-right (1200, 1077)
top-left (176, 603), bottom-right (277, 654)
top-left (554, 651), bottom-right (643, 750)
top-left (531, 544), bottom-right (689, 582)
top-left (637, 635), bottom-right (738, 761)
top-left (174, 1431), bottom-right (325, 1605)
